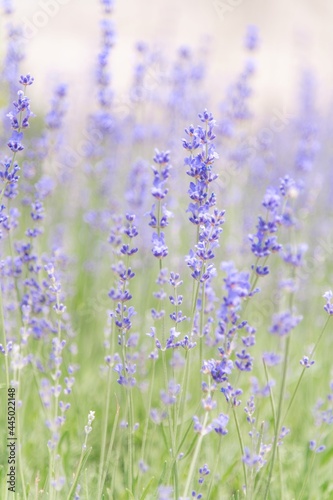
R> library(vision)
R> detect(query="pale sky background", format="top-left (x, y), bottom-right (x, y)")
top-left (2, 0), bottom-right (333, 117)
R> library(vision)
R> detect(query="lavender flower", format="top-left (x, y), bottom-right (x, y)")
top-left (282, 243), bottom-right (308, 267)
top-left (192, 412), bottom-right (229, 436)
top-left (300, 356), bottom-right (315, 368)
top-left (221, 384), bottom-right (242, 407)
top-left (198, 463), bottom-right (210, 484)
top-left (95, 4), bottom-right (115, 110)
top-left (109, 214), bottom-right (139, 386)
top-left (248, 186), bottom-right (282, 268)
top-left (183, 110), bottom-right (226, 355)
top-left (202, 358), bottom-right (233, 384)
top-left (1, 76), bottom-right (34, 209)
top-left (183, 109), bottom-right (220, 227)
top-left (158, 485), bottom-right (173, 500)
top-left (148, 149), bottom-right (172, 260)
top-left (242, 447), bottom-right (261, 468)
top-left (323, 291), bottom-right (333, 315)
top-left (45, 83), bottom-right (68, 130)
top-left (244, 395), bottom-right (256, 425)
top-left (211, 412), bottom-right (229, 435)
top-left (152, 232), bottom-right (168, 259)
top-left (269, 310), bottom-right (302, 337)
top-left (278, 426), bottom-right (290, 446)
top-left (2, 0), bottom-right (13, 14)
top-left (213, 262), bottom-right (257, 378)
top-left (101, 0), bottom-right (114, 13)
top-left (1, 23), bottom-right (25, 106)
top-left (160, 380), bottom-right (180, 405)
top-left (251, 377), bottom-right (275, 398)
top-left (218, 41), bottom-right (256, 147)
top-left (294, 71), bottom-right (320, 173)
top-left (244, 25), bottom-right (260, 51)
top-left (242, 445), bottom-right (269, 472)
top-left (309, 441), bottom-right (326, 453)
top-left (262, 352), bottom-right (282, 366)
top-left (167, 45), bottom-right (206, 123)
top-left (88, 0), bottom-right (116, 145)
top-left (126, 159), bottom-right (149, 215)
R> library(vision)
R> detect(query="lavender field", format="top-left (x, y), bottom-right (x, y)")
top-left (1, 1), bottom-right (333, 499)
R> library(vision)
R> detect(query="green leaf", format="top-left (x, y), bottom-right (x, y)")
top-left (139, 476), bottom-right (155, 500)
top-left (125, 488), bottom-right (136, 499)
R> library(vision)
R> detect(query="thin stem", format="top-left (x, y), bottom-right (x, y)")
top-left (199, 280), bottom-right (206, 365)
top-left (206, 436), bottom-right (222, 499)
top-left (49, 281), bottom-right (63, 499)
top-left (34, 473), bottom-right (40, 500)
top-left (191, 280), bottom-right (200, 318)
top-left (282, 316), bottom-right (331, 425)
top-left (0, 284), bottom-right (10, 388)
top-left (297, 452), bottom-right (316, 500)
top-left (97, 366), bottom-right (112, 497)
top-left (100, 396), bottom-right (120, 495)
top-left (263, 360), bottom-right (282, 499)
top-left (176, 349), bottom-right (190, 443)
top-left (66, 444), bottom-right (92, 500)
top-left (141, 360), bottom-right (156, 466)
top-left (252, 421), bottom-right (265, 498)
top-left (264, 335), bottom-right (290, 500)
top-left (232, 405), bottom-right (248, 494)
top-left (161, 351), bottom-right (177, 479)
top-left (263, 361), bottom-right (277, 431)
top-left (128, 387), bottom-right (135, 494)
top-left (17, 386), bottom-right (27, 500)
top-left (182, 412), bottom-right (208, 500)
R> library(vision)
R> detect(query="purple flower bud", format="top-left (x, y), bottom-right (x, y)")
top-left (19, 74), bottom-right (34, 85)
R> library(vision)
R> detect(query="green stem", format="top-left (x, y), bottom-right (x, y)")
top-left (199, 279), bottom-right (206, 366)
top-left (206, 436), bottom-right (222, 499)
top-left (282, 316), bottom-right (331, 425)
top-left (264, 335), bottom-right (290, 500)
top-left (252, 421), bottom-right (265, 498)
top-left (17, 384), bottom-right (27, 500)
top-left (263, 361), bottom-right (277, 432)
top-left (176, 349), bottom-right (190, 443)
top-left (141, 360), bottom-right (156, 466)
top-left (297, 451), bottom-right (316, 500)
top-left (182, 412), bottom-right (208, 500)
top-left (100, 396), bottom-right (120, 495)
top-left (66, 444), bottom-right (92, 500)
top-left (263, 359), bottom-right (282, 498)
top-left (128, 387), bottom-right (135, 494)
top-left (49, 291), bottom-right (63, 499)
top-left (191, 280), bottom-right (200, 318)
top-left (232, 405), bottom-right (248, 494)
top-left (0, 284), bottom-right (9, 388)
top-left (97, 366), bottom-right (112, 497)
top-left (161, 350), bottom-right (177, 487)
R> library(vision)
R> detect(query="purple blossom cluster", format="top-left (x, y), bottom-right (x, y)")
top-left (183, 110), bottom-right (219, 226)
top-left (1, 7), bottom-right (332, 499)
top-left (269, 310), bottom-right (302, 337)
top-left (248, 174), bottom-right (302, 276)
top-left (183, 110), bottom-right (225, 294)
top-left (148, 149), bottom-right (172, 259)
top-left (148, 270), bottom-right (195, 352)
top-left (193, 412), bottom-right (229, 436)
top-left (0, 75), bottom-right (34, 219)
top-left (108, 214), bottom-right (138, 386)
top-left (45, 84), bottom-right (67, 130)
top-left (323, 290), bottom-right (333, 315)
top-left (96, 4), bottom-right (115, 110)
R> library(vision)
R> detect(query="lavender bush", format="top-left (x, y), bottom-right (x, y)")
top-left (0, 2), bottom-right (333, 499)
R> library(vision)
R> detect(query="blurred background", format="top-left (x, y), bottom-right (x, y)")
top-left (1, 0), bottom-right (333, 116)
